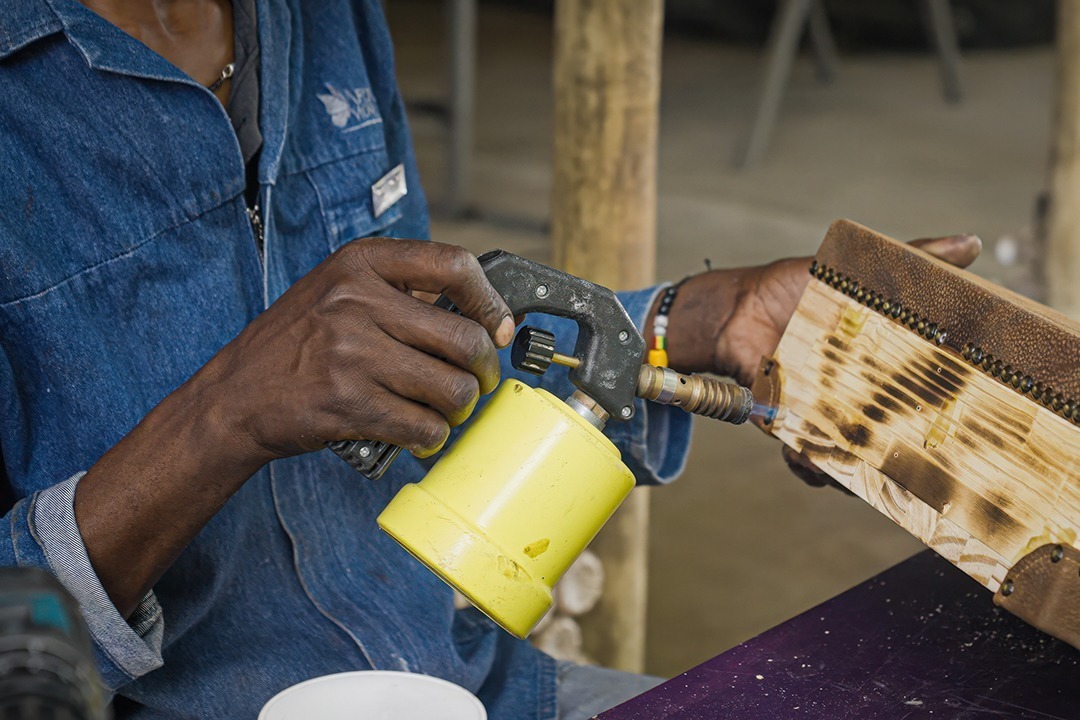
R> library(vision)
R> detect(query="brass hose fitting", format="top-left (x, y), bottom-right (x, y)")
top-left (636, 365), bottom-right (754, 425)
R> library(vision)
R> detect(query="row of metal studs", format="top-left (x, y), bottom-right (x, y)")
top-left (808, 261), bottom-right (1080, 426)
top-left (960, 343), bottom-right (1079, 423)
top-left (809, 261), bottom-right (948, 345)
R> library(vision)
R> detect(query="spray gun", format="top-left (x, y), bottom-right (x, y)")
top-left (330, 250), bottom-right (754, 476)
top-left (330, 250), bottom-right (753, 637)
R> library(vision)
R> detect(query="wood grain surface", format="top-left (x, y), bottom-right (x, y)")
top-left (766, 278), bottom-right (1080, 592)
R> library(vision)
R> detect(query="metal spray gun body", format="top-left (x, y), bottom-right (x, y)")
top-left (329, 250), bottom-right (754, 637)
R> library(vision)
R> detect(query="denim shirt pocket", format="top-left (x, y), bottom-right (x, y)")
top-left (280, 63), bottom-right (407, 252)
top-left (304, 147), bottom-right (405, 251)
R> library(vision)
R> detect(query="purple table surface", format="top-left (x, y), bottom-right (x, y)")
top-left (600, 551), bottom-right (1080, 719)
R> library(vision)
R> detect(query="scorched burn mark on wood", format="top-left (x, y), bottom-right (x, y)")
top-left (816, 400), bottom-right (844, 425)
top-left (872, 392), bottom-right (904, 414)
top-left (860, 354), bottom-right (888, 374)
top-left (839, 421), bottom-right (872, 448)
top-left (862, 404), bottom-right (887, 423)
top-left (826, 336), bottom-right (849, 352)
top-left (890, 370), bottom-right (943, 407)
top-left (965, 420), bottom-right (1009, 450)
top-left (910, 358), bottom-right (968, 397)
top-left (878, 382), bottom-right (923, 414)
top-left (967, 409), bottom-right (1031, 445)
top-left (822, 347), bottom-right (844, 365)
top-left (878, 445), bottom-right (955, 501)
top-left (879, 444), bottom-right (1021, 541)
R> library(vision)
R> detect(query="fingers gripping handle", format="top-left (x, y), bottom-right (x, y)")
top-left (330, 250), bottom-right (646, 479)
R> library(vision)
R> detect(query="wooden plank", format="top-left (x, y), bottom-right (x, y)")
top-left (551, 0), bottom-right (664, 673)
top-left (768, 278), bottom-right (1080, 591)
top-left (752, 221), bottom-right (1080, 649)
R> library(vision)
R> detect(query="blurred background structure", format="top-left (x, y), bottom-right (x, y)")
top-left (386, 0), bottom-right (1060, 679)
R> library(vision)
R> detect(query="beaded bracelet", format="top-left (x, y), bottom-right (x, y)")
top-left (648, 260), bottom-right (710, 367)
top-left (648, 283), bottom-right (680, 367)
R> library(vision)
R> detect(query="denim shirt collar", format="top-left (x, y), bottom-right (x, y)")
top-left (0, 0), bottom-right (61, 58)
top-left (2, 0), bottom-right (291, 186)
top-left (43, 0), bottom-right (192, 85)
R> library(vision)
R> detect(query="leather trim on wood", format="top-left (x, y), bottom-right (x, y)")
top-left (817, 220), bottom-right (1080, 402)
top-left (994, 544), bottom-right (1080, 650)
top-left (750, 356), bottom-right (783, 432)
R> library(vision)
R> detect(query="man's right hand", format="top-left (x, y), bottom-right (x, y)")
top-left (76, 238), bottom-right (513, 617)
top-left (196, 238), bottom-right (515, 464)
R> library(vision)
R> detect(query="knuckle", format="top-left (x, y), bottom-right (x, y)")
top-left (438, 244), bottom-right (484, 285)
top-left (328, 373), bottom-right (377, 422)
top-left (320, 282), bottom-right (358, 314)
top-left (463, 326), bottom-right (492, 367)
top-left (447, 321), bottom-right (490, 368)
top-left (412, 417), bottom-right (449, 453)
top-left (443, 373), bottom-right (479, 413)
top-left (440, 243), bottom-right (473, 272)
top-left (337, 238), bottom-right (370, 264)
top-left (341, 238), bottom-right (369, 254)
top-left (338, 237), bottom-right (388, 272)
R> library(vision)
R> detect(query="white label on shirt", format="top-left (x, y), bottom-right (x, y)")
top-left (372, 164), bottom-right (407, 218)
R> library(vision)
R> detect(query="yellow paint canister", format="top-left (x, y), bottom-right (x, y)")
top-left (377, 379), bottom-right (635, 638)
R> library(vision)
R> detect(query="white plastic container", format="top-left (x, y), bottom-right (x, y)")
top-left (258, 671), bottom-right (487, 720)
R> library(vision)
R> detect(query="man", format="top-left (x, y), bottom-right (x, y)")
top-left (0, 0), bottom-right (980, 717)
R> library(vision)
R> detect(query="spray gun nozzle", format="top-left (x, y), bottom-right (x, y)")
top-left (750, 401), bottom-right (779, 426)
top-left (636, 365), bottom-right (754, 425)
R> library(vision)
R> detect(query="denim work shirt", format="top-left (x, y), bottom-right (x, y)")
top-left (0, 0), bottom-right (691, 717)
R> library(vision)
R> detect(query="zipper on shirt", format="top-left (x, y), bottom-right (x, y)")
top-left (255, 186), bottom-right (273, 309)
top-left (247, 204), bottom-right (265, 261)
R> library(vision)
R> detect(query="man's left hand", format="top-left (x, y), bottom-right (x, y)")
top-left (660, 234), bottom-right (982, 386)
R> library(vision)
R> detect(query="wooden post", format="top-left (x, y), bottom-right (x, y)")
top-left (551, 0), bottom-right (663, 673)
top-left (1046, 0), bottom-right (1080, 319)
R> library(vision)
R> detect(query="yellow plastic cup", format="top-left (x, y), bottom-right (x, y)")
top-left (378, 379), bottom-right (635, 637)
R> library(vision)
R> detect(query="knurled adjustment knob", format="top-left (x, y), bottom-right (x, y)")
top-left (511, 325), bottom-right (556, 376)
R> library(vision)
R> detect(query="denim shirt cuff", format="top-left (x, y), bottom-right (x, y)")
top-left (31, 472), bottom-right (165, 685)
top-left (606, 285), bottom-right (692, 484)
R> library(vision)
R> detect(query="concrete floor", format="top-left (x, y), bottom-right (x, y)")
top-left (387, 0), bottom-right (1054, 678)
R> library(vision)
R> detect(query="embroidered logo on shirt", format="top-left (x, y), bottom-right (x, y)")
top-left (317, 84), bottom-right (381, 132)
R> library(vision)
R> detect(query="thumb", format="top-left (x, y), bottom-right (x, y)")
top-left (908, 234), bottom-right (982, 269)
